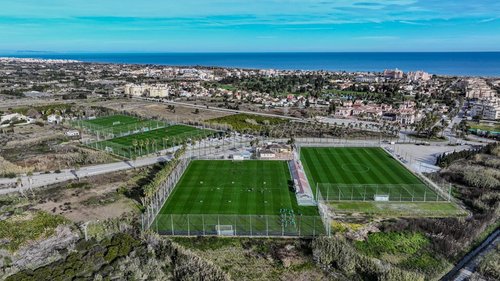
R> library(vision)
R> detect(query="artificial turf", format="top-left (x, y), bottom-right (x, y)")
top-left (154, 160), bottom-right (323, 236)
top-left (91, 125), bottom-right (214, 158)
top-left (82, 115), bottom-right (140, 127)
top-left (75, 115), bottom-right (168, 136)
top-left (159, 160), bottom-right (318, 216)
top-left (300, 147), bottom-right (444, 201)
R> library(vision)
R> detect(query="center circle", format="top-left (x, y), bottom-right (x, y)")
top-left (341, 163), bottom-right (370, 173)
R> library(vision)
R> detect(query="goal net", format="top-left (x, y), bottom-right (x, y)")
top-left (215, 225), bottom-right (235, 236)
top-left (374, 194), bottom-right (390, 201)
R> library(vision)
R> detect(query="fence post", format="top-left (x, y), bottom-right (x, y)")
top-left (171, 215), bottom-right (174, 235)
top-left (234, 215), bottom-right (237, 236)
top-left (250, 215), bottom-right (252, 236)
top-left (266, 216), bottom-right (269, 237)
top-left (202, 214), bottom-right (205, 235)
top-left (298, 216), bottom-right (301, 237)
top-left (313, 218), bottom-right (316, 237)
top-left (187, 215), bottom-right (190, 236)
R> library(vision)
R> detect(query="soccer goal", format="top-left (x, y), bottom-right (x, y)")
top-left (374, 194), bottom-right (390, 201)
top-left (215, 225), bottom-right (235, 236)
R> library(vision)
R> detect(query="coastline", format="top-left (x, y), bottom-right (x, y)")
top-left (1, 52), bottom-right (499, 77)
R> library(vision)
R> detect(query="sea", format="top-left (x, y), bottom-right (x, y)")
top-left (2, 52), bottom-right (500, 77)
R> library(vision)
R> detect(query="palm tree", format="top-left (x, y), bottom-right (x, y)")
top-left (138, 140), bottom-right (144, 155)
top-left (144, 138), bottom-right (150, 154)
top-left (132, 139), bottom-right (138, 155)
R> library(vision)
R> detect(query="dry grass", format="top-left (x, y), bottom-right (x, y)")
top-left (0, 155), bottom-right (32, 176)
top-left (91, 99), bottom-right (233, 122)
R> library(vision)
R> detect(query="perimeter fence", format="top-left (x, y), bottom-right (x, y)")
top-left (152, 214), bottom-right (326, 237)
top-left (316, 183), bottom-right (449, 202)
top-left (141, 158), bottom-right (191, 231)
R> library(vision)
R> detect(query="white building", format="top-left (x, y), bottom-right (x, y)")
top-left (407, 71), bottom-right (432, 82)
top-left (472, 98), bottom-right (500, 120)
top-left (47, 114), bottom-right (62, 124)
top-left (124, 84), bottom-right (169, 98)
top-left (383, 68), bottom-right (404, 79)
top-left (465, 78), bottom-right (497, 99)
top-left (65, 130), bottom-right (80, 137)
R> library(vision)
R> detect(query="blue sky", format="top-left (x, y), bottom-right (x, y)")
top-left (0, 0), bottom-right (499, 52)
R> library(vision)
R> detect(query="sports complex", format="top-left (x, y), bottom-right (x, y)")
top-left (72, 114), bottom-right (215, 158)
top-left (300, 147), bottom-right (444, 202)
top-left (147, 143), bottom-right (456, 237)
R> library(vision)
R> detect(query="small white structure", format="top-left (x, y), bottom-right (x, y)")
top-left (233, 155), bottom-right (244, 161)
top-left (65, 130), bottom-right (80, 137)
top-left (374, 195), bottom-right (390, 201)
top-left (47, 114), bottom-right (62, 124)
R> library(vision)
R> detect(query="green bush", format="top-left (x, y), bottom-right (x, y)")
top-left (0, 211), bottom-right (68, 252)
top-left (209, 113), bottom-right (288, 132)
top-left (478, 244), bottom-right (500, 280)
top-left (355, 232), bottom-right (429, 257)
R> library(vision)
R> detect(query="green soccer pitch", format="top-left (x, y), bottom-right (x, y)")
top-left (300, 147), bottom-right (444, 202)
top-left (74, 115), bottom-right (167, 136)
top-left (153, 160), bottom-right (323, 236)
top-left (160, 160), bottom-right (318, 216)
top-left (81, 114), bottom-right (140, 127)
top-left (90, 125), bottom-right (214, 158)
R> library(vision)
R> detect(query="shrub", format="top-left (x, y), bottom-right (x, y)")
top-left (355, 232), bottom-right (429, 257)
top-left (0, 211), bottom-right (68, 252)
top-left (478, 244), bottom-right (500, 280)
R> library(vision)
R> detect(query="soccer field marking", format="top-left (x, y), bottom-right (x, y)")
top-left (159, 160), bottom-right (319, 217)
top-left (340, 163), bottom-right (371, 173)
top-left (301, 147), bottom-right (439, 202)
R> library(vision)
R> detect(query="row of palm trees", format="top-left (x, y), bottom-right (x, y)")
top-left (128, 132), bottom-right (213, 158)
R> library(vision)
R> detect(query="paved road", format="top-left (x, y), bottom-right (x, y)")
top-left (0, 136), bottom-right (253, 195)
top-left (0, 153), bottom-right (173, 195)
top-left (441, 228), bottom-right (499, 281)
top-left (0, 129), bottom-right (488, 195)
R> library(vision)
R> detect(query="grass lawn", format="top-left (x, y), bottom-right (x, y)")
top-left (467, 122), bottom-right (500, 132)
top-left (81, 115), bottom-right (141, 127)
top-left (74, 115), bottom-right (168, 136)
top-left (208, 113), bottom-right (288, 131)
top-left (154, 160), bottom-right (322, 236)
top-left (329, 201), bottom-right (465, 217)
top-left (91, 125), bottom-right (214, 158)
top-left (300, 147), bottom-right (443, 201)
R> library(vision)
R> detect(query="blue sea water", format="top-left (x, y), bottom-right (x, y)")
top-left (3, 52), bottom-right (500, 77)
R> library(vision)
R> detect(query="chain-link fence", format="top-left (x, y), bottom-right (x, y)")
top-left (142, 158), bottom-right (191, 231)
top-left (152, 214), bottom-right (325, 237)
top-left (316, 183), bottom-right (448, 202)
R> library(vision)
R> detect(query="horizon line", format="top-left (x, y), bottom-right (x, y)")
top-left (2, 50), bottom-right (500, 54)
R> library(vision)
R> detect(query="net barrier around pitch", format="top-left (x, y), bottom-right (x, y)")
top-left (316, 183), bottom-right (448, 202)
top-left (141, 158), bottom-right (191, 231)
top-left (152, 214), bottom-right (326, 237)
